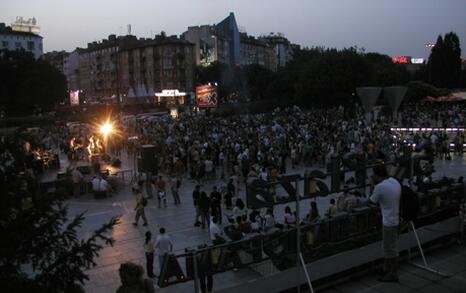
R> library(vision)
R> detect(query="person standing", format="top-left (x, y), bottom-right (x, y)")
top-left (199, 191), bottom-right (211, 229)
top-left (325, 198), bottom-right (338, 217)
top-left (155, 227), bottom-right (173, 275)
top-left (133, 188), bottom-right (148, 226)
top-left (193, 185), bottom-right (201, 226)
top-left (71, 167), bottom-right (84, 197)
top-left (369, 165), bottom-right (401, 282)
top-left (91, 174), bottom-right (110, 199)
top-left (144, 231), bottom-right (155, 278)
top-left (225, 179), bottom-right (235, 210)
top-left (210, 186), bottom-right (222, 224)
top-left (156, 175), bottom-right (167, 208)
top-left (306, 201), bottom-right (320, 222)
top-left (171, 177), bottom-right (181, 205)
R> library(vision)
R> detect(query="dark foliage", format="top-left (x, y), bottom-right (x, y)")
top-left (428, 32), bottom-right (462, 88)
top-left (0, 187), bottom-right (119, 292)
top-left (0, 49), bottom-right (67, 117)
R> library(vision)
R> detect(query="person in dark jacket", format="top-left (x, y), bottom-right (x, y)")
top-left (199, 191), bottom-right (211, 229)
top-left (210, 186), bottom-right (222, 224)
top-left (193, 185), bottom-right (201, 226)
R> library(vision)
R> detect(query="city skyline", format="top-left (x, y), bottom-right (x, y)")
top-left (1, 0), bottom-right (465, 58)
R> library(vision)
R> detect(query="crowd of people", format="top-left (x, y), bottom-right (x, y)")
top-left (1, 99), bottom-right (465, 292)
top-left (399, 102), bottom-right (466, 127)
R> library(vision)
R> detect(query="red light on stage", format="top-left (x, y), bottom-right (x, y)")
top-left (392, 56), bottom-right (409, 64)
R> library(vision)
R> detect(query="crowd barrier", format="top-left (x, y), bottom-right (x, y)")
top-left (157, 179), bottom-right (464, 289)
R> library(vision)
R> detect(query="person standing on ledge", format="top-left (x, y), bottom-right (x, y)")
top-left (369, 165), bottom-right (401, 282)
top-left (155, 227), bottom-right (173, 276)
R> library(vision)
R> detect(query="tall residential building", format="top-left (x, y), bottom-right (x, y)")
top-left (78, 34), bottom-right (139, 100)
top-left (76, 34), bottom-right (194, 102)
top-left (0, 22), bottom-right (43, 59)
top-left (42, 50), bottom-right (68, 73)
top-left (64, 49), bottom-right (82, 91)
top-left (118, 35), bottom-right (195, 102)
top-left (259, 33), bottom-right (296, 67)
top-left (240, 33), bottom-right (277, 71)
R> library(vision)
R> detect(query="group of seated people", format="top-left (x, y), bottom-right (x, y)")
top-left (209, 187), bottom-right (367, 245)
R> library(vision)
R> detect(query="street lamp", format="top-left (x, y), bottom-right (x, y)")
top-left (100, 121), bottom-right (113, 139)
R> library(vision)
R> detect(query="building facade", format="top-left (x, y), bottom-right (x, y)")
top-left (182, 13), bottom-right (240, 67)
top-left (78, 34), bottom-right (139, 101)
top-left (0, 22), bottom-right (43, 59)
top-left (240, 33), bottom-right (277, 71)
top-left (259, 33), bottom-right (295, 68)
top-left (76, 34), bottom-right (195, 102)
top-left (64, 49), bottom-right (81, 91)
top-left (118, 35), bottom-right (195, 103)
top-left (42, 50), bottom-right (68, 73)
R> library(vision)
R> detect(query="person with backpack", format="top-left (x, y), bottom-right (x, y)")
top-left (369, 165), bottom-right (402, 282)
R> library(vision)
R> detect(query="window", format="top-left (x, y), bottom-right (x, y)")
top-left (27, 41), bottom-right (35, 51)
top-left (2, 41), bottom-right (8, 48)
top-left (15, 42), bottom-right (22, 49)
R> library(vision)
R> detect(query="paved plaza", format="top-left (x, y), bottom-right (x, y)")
top-left (61, 153), bottom-right (466, 293)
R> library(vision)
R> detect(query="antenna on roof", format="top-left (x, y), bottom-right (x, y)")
top-left (127, 24), bottom-right (131, 35)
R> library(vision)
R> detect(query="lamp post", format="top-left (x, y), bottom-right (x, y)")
top-left (100, 121), bottom-right (113, 154)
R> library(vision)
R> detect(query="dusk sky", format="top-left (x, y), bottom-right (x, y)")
top-left (1, 0), bottom-right (465, 58)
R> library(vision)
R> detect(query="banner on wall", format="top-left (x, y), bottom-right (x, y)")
top-left (196, 85), bottom-right (218, 108)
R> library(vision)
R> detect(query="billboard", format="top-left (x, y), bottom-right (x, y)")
top-left (411, 58), bottom-right (425, 64)
top-left (392, 56), bottom-right (410, 64)
top-left (196, 85), bottom-right (218, 108)
top-left (69, 90), bottom-right (80, 106)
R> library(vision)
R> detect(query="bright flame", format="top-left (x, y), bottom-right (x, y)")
top-left (100, 122), bottom-right (113, 137)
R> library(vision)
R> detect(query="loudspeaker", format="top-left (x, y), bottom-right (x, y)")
top-left (140, 144), bottom-right (157, 173)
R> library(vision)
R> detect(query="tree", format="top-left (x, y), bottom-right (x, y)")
top-left (0, 165), bottom-right (119, 292)
top-left (428, 32), bottom-right (462, 88)
top-left (243, 64), bottom-right (275, 100)
top-left (0, 50), bottom-right (67, 117)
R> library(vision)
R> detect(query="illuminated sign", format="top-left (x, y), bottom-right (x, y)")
top-left (411, 58), bottom-right (424, 64)
top-left (392, 56), bottom-right (409, 64)
top-left (196, 85), bottom-right (218, 108)
top-left (155, 89), bottom-right (186, 97)
top-left (155, 89), bottom-right (185, 105)
top-left (69, 90), bottom-right (80, 106)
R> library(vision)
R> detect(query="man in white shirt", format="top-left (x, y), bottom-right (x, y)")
top-left (369, 165), bottom-right (401, 282)
top-left (91, 175), bottom-right (110, 198)
top-left (209, 217), bottom-right (225, 245)
top-left (155, 227), bottom-right (173, 273)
